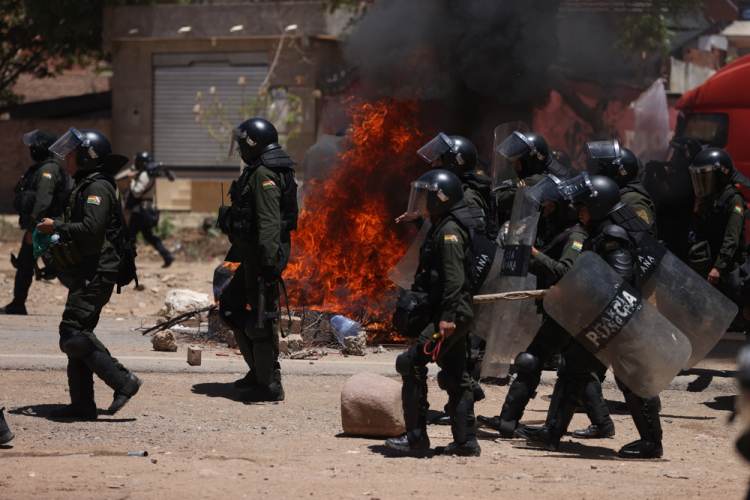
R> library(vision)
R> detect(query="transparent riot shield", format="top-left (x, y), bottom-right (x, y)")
top-left (387, 220), bottom-right (432, 290)
top-left (491, 121), bottom-right (530, 188)
top-left (635, 232), bottom-right (737, 369)
top-left (480, 187), bottom-right (541, 379)
top-left (299, 134), bottom-right (344, 203)
top-left (544, 251), bottom-right (692, 398)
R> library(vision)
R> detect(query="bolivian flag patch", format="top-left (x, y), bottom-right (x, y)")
top-left (605, 241), bottom-right (619, 251)
top-left (571, 241), bottom-right (583, 252)
top-left (444, 235), bottom-right (459, 244)
top-left (262, 180), bottom-right (276, 190)
top-left (87, 196), bottom-right (101, 205)
top-left (517, 179), bottom-right (526, 187)
top-left (734, 205), bottom-right (743, 215)
top-left (42, 173), bottom-right (52, 179)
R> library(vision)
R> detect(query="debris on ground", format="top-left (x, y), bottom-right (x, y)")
top-left (164, 289), bottom-right (211, 317)
top-left (343, 331), bottom-right (367, 356)
top-left (151, 330), bottom-right (178, 352)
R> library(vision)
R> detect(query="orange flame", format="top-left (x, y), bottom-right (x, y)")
top-left (285, 98), bottom-right (424, 322)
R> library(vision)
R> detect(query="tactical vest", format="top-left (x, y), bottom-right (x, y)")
top-left (67, 173), bottom-right (122, 255)
top-left (697, 186), bottom-right (747, 262)
top-left (13, 158), bottom-right (66, 220)
top-left (220, 149), bottom-right (299, 237)
top-left (462, 171), bottom-right (500, 240)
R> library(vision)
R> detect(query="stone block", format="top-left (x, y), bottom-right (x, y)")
top-left (341, 373), bottom-right (405, 437)
top-left (187, 345), bottom-right (202, 366)
top-left (343, 331), bottom-right (367, 356)
top-left (164, 289), bottom-right (210, 317)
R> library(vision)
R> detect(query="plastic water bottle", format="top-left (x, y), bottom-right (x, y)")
top-left (329, 315), bottom-right (361, 347)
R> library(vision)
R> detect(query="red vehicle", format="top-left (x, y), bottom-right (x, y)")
top-left (677, 54), bottom-right (750, 181)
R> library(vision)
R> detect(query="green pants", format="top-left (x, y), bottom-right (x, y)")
top-left (526, 314), bottom-right (572, 361)
top-left (561, 340), bottom-right (605, 396)
top-left (413, 318), bottom-right (474, 425)
top-left (59, 270), bottom-right (123, 371)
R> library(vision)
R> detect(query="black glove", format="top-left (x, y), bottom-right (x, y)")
top-left (259, 265), bottom-right (281, 285)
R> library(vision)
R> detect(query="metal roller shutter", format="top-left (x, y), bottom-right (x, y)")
top-left (153, 52), bottom-right (268, 168)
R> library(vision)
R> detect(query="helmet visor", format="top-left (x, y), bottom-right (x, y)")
top-left (405, 180), bottom-right (437, 217)
top-left (690, 165), bottom-right (716, 197)
top-left (48, 128), bottom-right (85, 160)
top-left (586, 140), bottom-right (621, 163)
top-left (525, 172), bottom-right (595, 205)
top-left (23, 130), bottom-right (39, 147)
top-left (496, 131), bottom-right (531, 162)
top-left (228, 126), bottom-right (260, 158)
top-left (417, 133), bottom-right (453, 163)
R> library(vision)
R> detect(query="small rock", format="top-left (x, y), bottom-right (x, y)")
top-left (151, 330), bottom-right (178, 352)
top-left (341, 372), bottom-right (406, 437)
top-left (343, 331), bottom-right (367, 356)
top-left (287, 334), bottom-right (304, 352)
top-left (151, 458), bottom-right (158, 464)
top-left (376, 345), bottom-right (387, 353)
top-left (225, 330), bottom-right (237, 349)
top-left (665, 419), bottom-right (673, 423)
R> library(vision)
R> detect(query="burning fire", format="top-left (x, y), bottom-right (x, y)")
top-left (285, 98), bottom-right (424, 322)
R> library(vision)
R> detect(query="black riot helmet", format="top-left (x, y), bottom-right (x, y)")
top-left (551, 149), bottom-right (573, 171)
top-left (689, 148), bottom-right (735, 197)
top-left (496, 131), bottom-right (549, 178)
top-left (586, 140), bottom-right (639, 187)
top-left (134, 151), bottom-right (152, 169)
top-left (667, 137), bottom-right (703, 171)
top-left (228, 117), bottom-right (280, 163)
top-left (417, 133), bottom-right (477, 174)
top-left (582, 175), bottom-right (622, 221)
top-left (23, 129), bottom-right (57, 162)
top-left (48, 128), bottom-right (112, 171)
top-left (405, 169), bottom-right (464, 217)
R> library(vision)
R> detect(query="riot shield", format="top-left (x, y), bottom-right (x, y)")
top-left (635, 232), bottom-right (738, 369)
top-left (480, 186), bottom-right (541, 379)
top-left (299, 134), bottom-right (344, 202)
top-left (491, 121), bottom-right (530, 188)
top-left (544, 251), bottom-right (692, 398)
top-left (387, 220), bottom-right (432, 290)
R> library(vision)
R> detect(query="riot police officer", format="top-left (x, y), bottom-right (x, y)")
top-left (586, 139), bottom-right (655, 231)
top-left (38, 128), bottom-right (143, 419)
top-left (217, 118), bottom-right (298, 402)
top-left (526, 176), bottom-right (663, 458)
top-left (388, 169), bottom-right (481, 456)
top-left (1, 130), bottom-right (67, 315)
top-left (477, 189), bottom-right (593, 438)
top-left (494, 131), bottom-right (573, 218)
top-left (643, 137), bottom-right (702, 261)
top-left (688, 148), bottom-right (749, 290)
top-left (126, 151), bottom-right (176, 268)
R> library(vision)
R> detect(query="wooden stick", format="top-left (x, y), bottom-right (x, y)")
top-left (472, 289), bottom-right (548, 304)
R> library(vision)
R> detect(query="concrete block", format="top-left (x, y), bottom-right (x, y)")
top-left (341, 373), bottom-right (406, 437)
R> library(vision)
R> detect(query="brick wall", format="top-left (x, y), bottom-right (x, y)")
top-left (0, 118), bottom-right (112, 214)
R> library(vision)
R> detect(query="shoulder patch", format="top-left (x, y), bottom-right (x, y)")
top-left (443, 235), bottom-right (459, 244)
top-left (86, 196), bottom-right (101, 205)
top-left (571, 241), bottom-right (583, 252)
top-left (42, 172), bottom-right (52, 179)
top-left (262, 180), bottom-right (277, 190)
top-left (517, 179), bottom-right (526, 187)
top-left (734, 205), bottom-right (744, 215)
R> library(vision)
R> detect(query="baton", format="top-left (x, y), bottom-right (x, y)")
top-left (472, 289), bottom-right (548, 304)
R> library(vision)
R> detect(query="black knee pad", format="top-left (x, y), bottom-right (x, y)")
top-left (514, 352), bottom-right (539, 374)
top-left (395, 351), bottom-right (415, 378)
top-left (436, 370), bottom-right (462, 394)
top-left (218, 301), bottom-right (249, 331)
top-left (62, 331), bottom-right (95, 359)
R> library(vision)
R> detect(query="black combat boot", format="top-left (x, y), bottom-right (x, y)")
top-left (108, 373), bottom-right (143, 415)
top-left (239, 381), bottom-right (285, 402)
top-left (440, 397), bottom-right (481, 457)
top-left (0, 302), bottom-right (27, 315)
top-left (526, 375), bottom-right (577, 452)
top-left (51, 359), bottom-right (97, 420)
top-left (0, 407), bottom-right (15, 444)
top-left (386, 418), bottom-right (430, 452)
top-left (233, 369), bottom-right (258, 389)
top-left (572, 382), bottom-right (615, 439)
top-left (477, 370), bottom-right (539, 438)
top-left (162, 252), bottom-right (176, 268)
top-left (240, 342), bottom-right (284, 402)
top-left (618, 394), bottom-right (663, 459)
